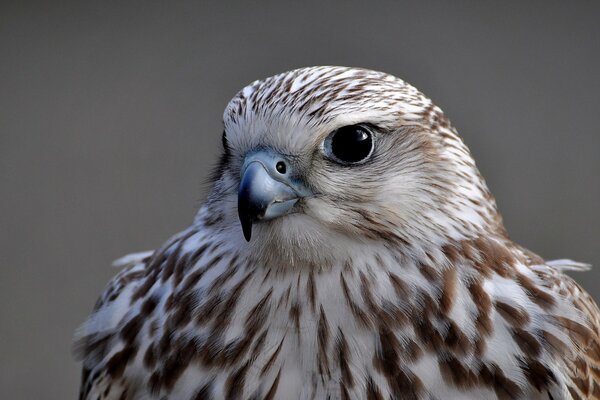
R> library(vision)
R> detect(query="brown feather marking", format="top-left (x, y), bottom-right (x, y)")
top-left (568, 385), bottom-right (585, 400)
top-left (119, 315), bottom-right (143, 345)
top-left (172, 253), bottom-right (190, 288)
top-left (277, 284), bottom-right (292, 310)
top-left (413, 314), bottom-right (443, 352)
top-left (159, 229), bottom-right (199, 285)
top-left (131, 268), bottom-right (160, 304)
top-left (220, 334), bottom-right (253, 367)
top-left (571, 374), bottom-right (590, 396)
top-left (478, 362), bottom-right (523, 400)
top-left (307, 269), bottom-right (316, 313)
top-left (379, 299), bottom-right (409, 328)
top-left (418, 261), bottom-right (438, 282)
top-left (442, 243), bottom-right (460, 265)
top-left (340, 272), bottom-right (372, 328)
top-left (440, 266), bottom-right (457, 314)
top-left (190, 379), bottom-right (214, 400)
top-left (438, 353), bottom-right (478, 389)
top-left (444, 320), bottom-right (471, 355)
top-left (207, 260), bottom-right (239, 294)
top-left (161, 244), bottom-right (183, 283)
top-left (159, 337), bottom-right (195, 390)
top-left (365, 375), bottom-right (384, 400)
top-left (317, 305), bottom-right (331, 378)
top-left (289, 302), bottom-right (301, 338)
top-left (224, 361), bottom-right (250, 400)
top-left (335, 328), bottom-right (354, 388)
top-left (402, 337), bottom-right (424, 362)
top-left (140, 296), bottom-right (158, 316)
top-left (106, 345), bottom-right (138, 379)
top-left (495, 301), bottom-right (530, 328)
top-left (516, 273), bottom-right (556, 310)
top-left (592, 381), bottom-right (600, 398)
top-left (388, 271), bottom-right (410, 298)
top-left (460, 240), bottom-right (479, 266)
top-left (373, 325), bottom-right (400, 377)
top-left (470, 237), bottom-right (515, 278)
top-left (260, 336), bottom-right (285, 377)
top-left (359, 270), bottom-right (379, 314)
top-left (180, 253), bottom-right (224, 293)
top-left (555, 315), bottom-right (597, 346)
top-left (541, 330), bottom-right (570, 356)
top-left (196, 333), bottom-right (223, 367)
top-left (249, 329), bottom-right (268, 361)
top-left (194, 293), bottom-right (223, 325)
top-left (244, 289), bottom-right (273, 334)
top-left (143, 343), bottom-right (156, 369)
top-left (511, 328), bottom-right (542, 357)
top-left (389, 369), bottom-right (423, 400)
top-left (210, 270), bottom-right (254, 333)
top-left (167, 290), bottom-right (195, 329)
top-left (374, 325), bottom-right (423, 399)
top-left (340, 382), bottom-right (350, 400)
top-left (468, 278), bottom-right (493, 343)
top-left (187, 242), bottom-right (210, 269)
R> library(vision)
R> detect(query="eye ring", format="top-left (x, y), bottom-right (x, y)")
top-left (323, 124), bottom-right (375, 165)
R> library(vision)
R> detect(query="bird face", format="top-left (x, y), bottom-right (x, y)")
top-left (208, 67), bottom-right (501, 262)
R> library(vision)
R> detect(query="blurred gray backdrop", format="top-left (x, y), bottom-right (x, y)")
top-left (1, 1), bottom-right (599, 398)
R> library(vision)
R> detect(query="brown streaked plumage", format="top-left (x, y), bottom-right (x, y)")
top-left (75, 66), bottom-right (600, 399)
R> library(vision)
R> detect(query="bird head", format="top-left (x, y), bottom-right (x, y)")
top-left (203, 67), bottom-right (504, 264)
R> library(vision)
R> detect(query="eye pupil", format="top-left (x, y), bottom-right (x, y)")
top-left (328, 125), bottom-right (373, 164)
top-left (276, 161), bottom-right (286, 174)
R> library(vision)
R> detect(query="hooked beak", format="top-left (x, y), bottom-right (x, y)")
top-left (237, 151), bottom-right (309, 241)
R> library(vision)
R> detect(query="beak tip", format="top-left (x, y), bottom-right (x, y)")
top-left (240, 218), bottom-right (252, 242)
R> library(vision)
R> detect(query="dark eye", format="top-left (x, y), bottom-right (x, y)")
top-left (324, 124), bottom-right (374, 164)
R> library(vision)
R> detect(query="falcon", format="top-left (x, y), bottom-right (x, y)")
top-left (75, 66), bottom-right (600, 399)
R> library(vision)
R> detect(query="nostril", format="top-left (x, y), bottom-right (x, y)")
top-left (275, 161), bottom-right (287, 174)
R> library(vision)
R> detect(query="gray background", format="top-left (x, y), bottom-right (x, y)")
top-left (1, 1), bottom-right (599, 398)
